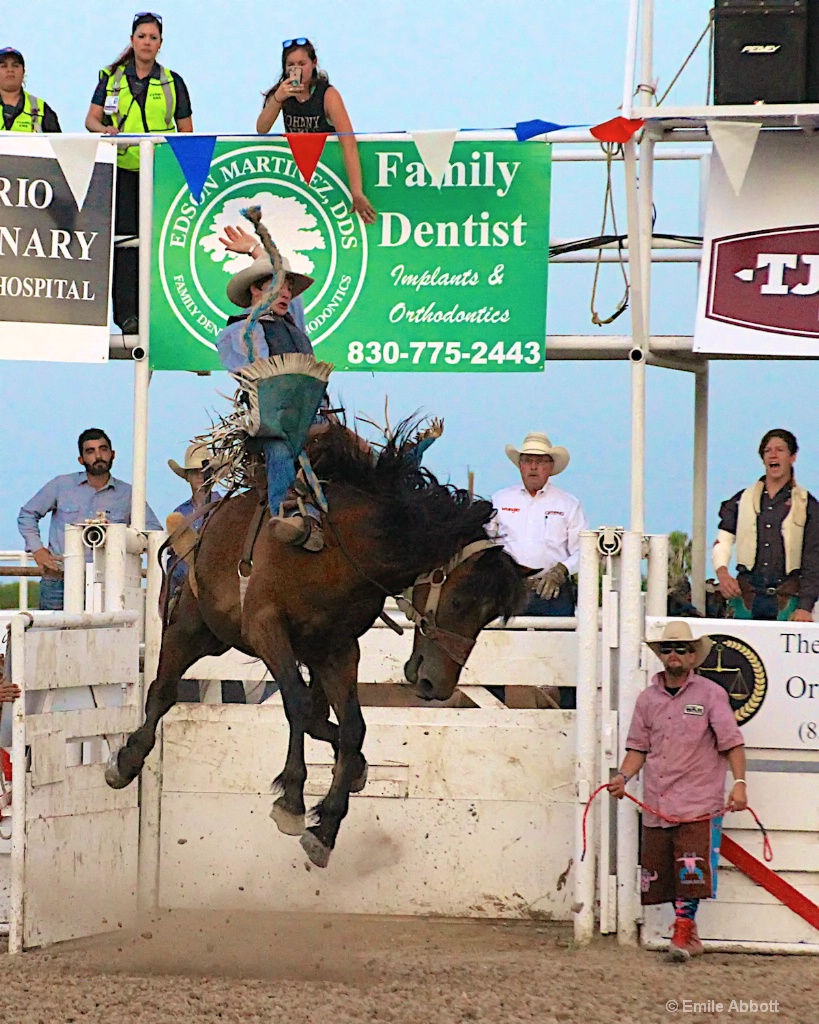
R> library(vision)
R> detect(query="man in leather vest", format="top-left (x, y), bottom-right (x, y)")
top-left (712, 429), bottom-right (819, 621)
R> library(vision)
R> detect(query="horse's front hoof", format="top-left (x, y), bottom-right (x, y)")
top-left (300, 829), bottom-right (332, 868)
top-left (350, 761), bottom-right (368, 794)
top-left (270, 799), bottom-right (305, 836)
top-left (104, 750), bottom-right (133, 790)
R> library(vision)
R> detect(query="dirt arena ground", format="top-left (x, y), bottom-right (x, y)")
top-left (0, 911), bottom-right (814, 1024)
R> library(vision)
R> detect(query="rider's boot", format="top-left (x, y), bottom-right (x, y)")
top-left (269, 499), bottom-right (324, 552)
top-left (270, 514), bottom-right (324, 551)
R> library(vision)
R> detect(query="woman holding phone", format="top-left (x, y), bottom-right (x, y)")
top-left (256, 38), bottom-right (376, 225)
top-left (85, 11), bottom-right (193, 334)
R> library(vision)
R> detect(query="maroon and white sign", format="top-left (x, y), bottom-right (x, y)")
top-left (695, 135), bottom-right (819, 356)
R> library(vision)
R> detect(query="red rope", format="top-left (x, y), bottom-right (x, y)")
top-left (581, 782), bottom-right (773, 862)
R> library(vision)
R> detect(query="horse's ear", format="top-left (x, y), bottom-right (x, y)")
top-left (517, 564), bottom-right (538, 579)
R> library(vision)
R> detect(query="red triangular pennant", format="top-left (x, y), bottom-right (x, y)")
top-left (285, 133), bottom-right (330, 185)
top-left (590, 117), bottom-right (645, 144)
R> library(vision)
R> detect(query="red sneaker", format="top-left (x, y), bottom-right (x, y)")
top-left (667, 918), bottom-right (703, 962)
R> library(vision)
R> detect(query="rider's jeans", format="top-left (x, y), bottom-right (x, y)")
top-left (263, 439), bottom-right (296, 515)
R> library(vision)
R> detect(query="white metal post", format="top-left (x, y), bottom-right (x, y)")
top-left (598, 535), bottom-right (622, 935)
top-left (616, 530), bottom-right (645, 945)
top-left (138, 530), bottom-right (166, 913)
top-left (131, 139), bottom-right (154, 532)
top-left (692, 366), bottom-right (709, 612)
top-left (646, 534), bottom-right (669, 616)
top-left (622, 0), bottom-right (640, 119)
top-left (624, 141), bottom-right (647, 534)
top-left (8, 615), bottom-right (27, 954)
top-left (63, 525), bottom-right (86, 614)
top-left (574, 531), bottom-right (600, 944)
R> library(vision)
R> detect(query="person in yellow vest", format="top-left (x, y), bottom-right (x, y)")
top-left (712, 429), bottom-right (819, 621)
top-left (84, 13), bottom-right (193, 335)
top-left (0, 47), bottom-right (60, 132)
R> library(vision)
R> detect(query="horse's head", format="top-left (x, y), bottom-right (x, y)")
top-left (403, 542), bottom-right (527, 701)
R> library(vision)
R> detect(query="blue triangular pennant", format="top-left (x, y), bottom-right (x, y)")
top-left (165, 135), bottom-right (217, 203)
top-left (514, 119), bottom-right (575, 141)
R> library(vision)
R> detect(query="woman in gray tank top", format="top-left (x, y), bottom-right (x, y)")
top-left (256, 38), bottom-right (376, 225)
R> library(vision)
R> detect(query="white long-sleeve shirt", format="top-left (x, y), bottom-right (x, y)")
top-left (491, 481), bottom-right (588, 574)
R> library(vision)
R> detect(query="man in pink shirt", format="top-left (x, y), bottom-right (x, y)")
top-left (609, 621), bottom-right (747, 962)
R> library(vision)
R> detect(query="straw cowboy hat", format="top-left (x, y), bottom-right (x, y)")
top-left (645, 621), bottom-right (713, 668)
top-left (226, 255), bottom-right (314, 308)
top-left (505, 432), bottom-right (570, 475)
top-left (168, 443), bottom-right (218, 479)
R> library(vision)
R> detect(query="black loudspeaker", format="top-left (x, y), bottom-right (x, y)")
top-left (714, 0), bottom-right (808, 104)
top-left (807, 0), bottom-right (819, 99)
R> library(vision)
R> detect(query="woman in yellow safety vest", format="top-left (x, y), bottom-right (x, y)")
top-left (0, 46), bottom-right (61, 132)
top-left (85, 13), bottom-right (193, 335)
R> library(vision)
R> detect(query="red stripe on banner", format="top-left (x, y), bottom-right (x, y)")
top-left (285, 133), bottom-right (330, 186)
top-left (720, 835), bottom-right (819, 932)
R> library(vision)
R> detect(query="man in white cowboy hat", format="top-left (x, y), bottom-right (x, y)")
top-left (609, 621), bottom-right (747, 963)
top-left (216, 249), bottom-right (328, 551)
top-left (166, 443), bottom-right (245, 703)
top-left (166, 442), bottom-right (223, 593)
top-left (491, 431), bottom-right (588, 617)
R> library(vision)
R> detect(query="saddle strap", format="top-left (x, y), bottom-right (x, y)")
top-left (239, 500), bottom-right (268, 579)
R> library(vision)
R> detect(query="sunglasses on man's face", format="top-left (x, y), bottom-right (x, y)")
top-left (659, 643), bottom-right (694, 655)
top-left (133, 11), bottom-right (163, 31)
top-left (282, 37), bottom-right (309, 49)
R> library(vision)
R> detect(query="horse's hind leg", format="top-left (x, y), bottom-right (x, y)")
top-left (301, 641), bottom-right (365, 868)
top-left (105, 591), bottom-right (226, 788)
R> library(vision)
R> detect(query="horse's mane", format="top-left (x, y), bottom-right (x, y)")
top-left (452, 546), bottom-right (528, 622)
top-left (309, 421), bottom-right (495, 572)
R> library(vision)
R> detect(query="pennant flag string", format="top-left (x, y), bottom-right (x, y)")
top-left (165, 134), bottom-right (217, 204)
top-left (589, 116), bottom-right (645, 143)
top-left (410, 129), bottom-right (458, 188)
top-left (48, 137), bottom-right (101, 212)
top-left (707, 120), bottom-right (761, 196)
top-left (285, 133), bottom-right (330, 185)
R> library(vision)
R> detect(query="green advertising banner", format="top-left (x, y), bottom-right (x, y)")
top-left (150, 138), bottom-right (550, 372)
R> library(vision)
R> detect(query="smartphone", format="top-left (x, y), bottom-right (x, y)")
top-left (287, 64), bottom-right (302, 87)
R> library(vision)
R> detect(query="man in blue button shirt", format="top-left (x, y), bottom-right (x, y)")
top-left (17, 428), bottom-right (161, 610)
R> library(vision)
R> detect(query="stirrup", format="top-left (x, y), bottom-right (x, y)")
top-left (270, 514), bottom-right (324, 552)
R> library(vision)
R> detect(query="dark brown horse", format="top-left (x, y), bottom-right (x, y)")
top-left (105, 424), bottom-right (523, 866)
top-left (403, 541), bottom-right (527, 701)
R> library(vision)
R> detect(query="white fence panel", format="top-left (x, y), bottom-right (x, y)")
top-left (158, 703), bottom-right (576, 919)
top-left (8, 612), bottom-right (142, 951)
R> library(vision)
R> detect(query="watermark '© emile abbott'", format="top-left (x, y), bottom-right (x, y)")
top-left (666, 998), bottom-right (781, 1014)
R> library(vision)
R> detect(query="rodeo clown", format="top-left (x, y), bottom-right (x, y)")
top-left (216, 234), bottom-right (331, 554)
top-left (609, 621), bottom-right (747, 963)
top-left (712, 428), bottom-right (819, 621)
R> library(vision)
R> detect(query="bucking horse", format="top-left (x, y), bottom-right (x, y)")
top-left (105, 424), bottom-right (527, 866)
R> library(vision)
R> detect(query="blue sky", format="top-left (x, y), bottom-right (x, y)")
top-left (3, 0), bottom-right (818, 552)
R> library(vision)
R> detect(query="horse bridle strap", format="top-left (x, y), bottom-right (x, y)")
top-left (397, 539), bottom-right (497, 666)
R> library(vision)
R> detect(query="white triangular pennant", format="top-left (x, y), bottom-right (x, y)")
top-left (707, 121), bottom-right (761, 196)
top-left (411, 129), bottom-right (458, 188)
top-left (48, 137), bottom-right (102, 211)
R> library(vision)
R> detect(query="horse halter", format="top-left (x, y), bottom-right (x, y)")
top-left (397, 539), bottom-right (497, 666)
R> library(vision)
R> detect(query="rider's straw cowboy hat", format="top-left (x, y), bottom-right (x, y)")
top-left (645, 621), bottom-right (713, 668)
top-left (505, 432), bottom-right (570, 475)
top-left (226, 255), bottom-right (315, 308)
top-left (168, 443), bottom-right (218, 480)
